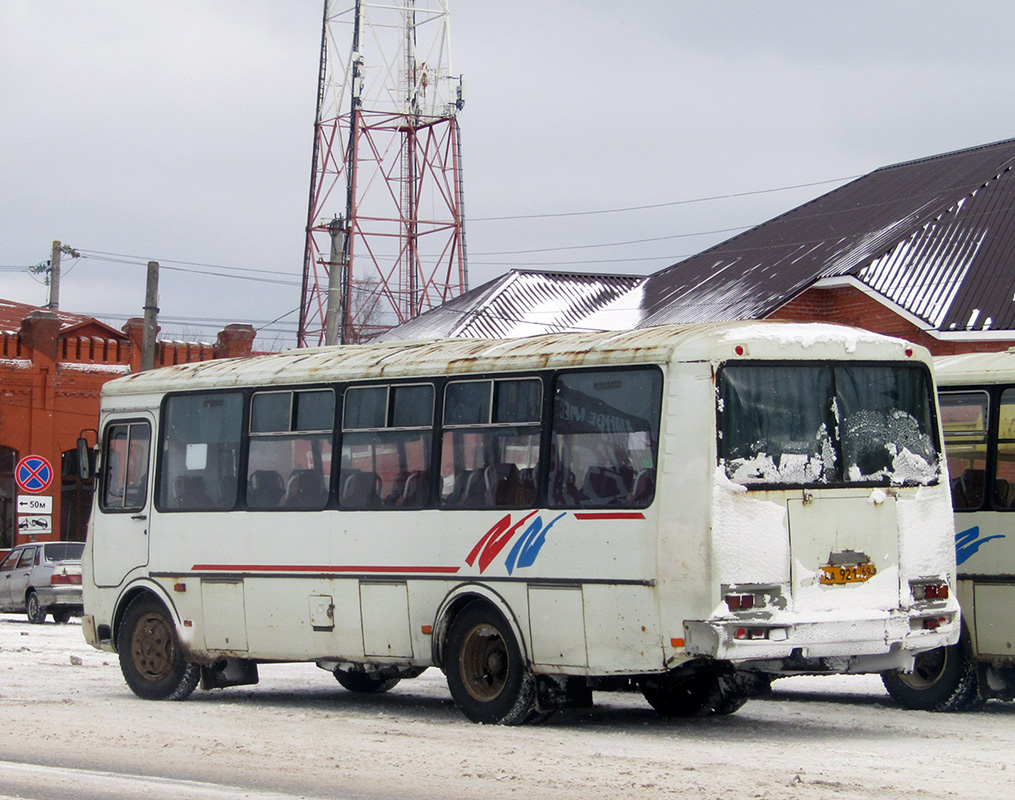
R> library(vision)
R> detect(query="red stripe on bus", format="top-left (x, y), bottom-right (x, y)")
top-left (573, 512), bottom-right (646, 521)
top-left (191, 564), bottom-right (461, 575)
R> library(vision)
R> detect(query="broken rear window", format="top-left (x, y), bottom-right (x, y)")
top-left (718, 363), bottom-right (940, 487)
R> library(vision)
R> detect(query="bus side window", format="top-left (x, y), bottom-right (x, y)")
top-left (341, 383), bottom-right (433, 510)
top-left (158, 392), bottom-right (243, 512)
top-left (247, 389), bottom-right (335, 511)
top-left (994, 388), bottom-right (1015, 510)
top-left (939, 391), bottom-right (989, 511)
top-left (549, 368), bottom-right (662, 509)
top-left (440, 379), bottom-right (541, 509)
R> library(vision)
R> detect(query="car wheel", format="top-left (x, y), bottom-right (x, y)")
top-left (26, 591), bottom-right (47, 624)
top-left (51, 609), bottom-right (72, 624)
top-left (881, 642), bottom-right (982, 712)
top-left (333, 668), bottom-right (401, 694)
top-left (444, 601), bottom-right (544, 725)
top-left (117, 595), bottom-right (200, 701)
top-left (642, 669), bottom-right (749, 717)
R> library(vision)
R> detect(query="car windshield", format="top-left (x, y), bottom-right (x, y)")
top-left (43, 543), bottom-right (85, 561)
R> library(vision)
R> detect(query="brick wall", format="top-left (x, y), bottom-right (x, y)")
top-left (770, 286), bottom-right (1011, 356)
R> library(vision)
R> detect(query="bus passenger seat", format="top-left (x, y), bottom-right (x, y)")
top-left (340, 470), bottom-right (381, 508)
top-left (581, 467), bottom-right (629, 506)
top-left (515, 467), bottom-right (536, 506)
top-left (173, 475), bottom-right (214, 510)
top-left (398, 470), bottom-right (428, 507)
top-left (485, 463), bottom-right (519, 506)
top-left (628, 468), bottom-right (655, 506)
top-left (962, 468), bottom-right (986, 508)
top-left (284, 469), bottom-right (329, 509)
top-left (248, 470), bottom-right (285, 508)
top-left (994, 478), bottom-right (1011, 508)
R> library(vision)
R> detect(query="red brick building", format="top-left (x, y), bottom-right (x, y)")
top-left (0, 298), bottom-right (255, 550)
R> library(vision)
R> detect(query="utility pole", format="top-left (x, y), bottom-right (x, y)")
top-left (324, 216), bottom-right (348, 346)
top-left (141, 261), bottom-right (160, 372)
top-left (45, 241), bottom-right (80, 310)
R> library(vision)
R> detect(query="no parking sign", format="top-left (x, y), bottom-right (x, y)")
top-left (15, 455), bottom-right (54, 494)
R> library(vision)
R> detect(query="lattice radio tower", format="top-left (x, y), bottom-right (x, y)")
top-left (299, 0), bottom-right (467, 346)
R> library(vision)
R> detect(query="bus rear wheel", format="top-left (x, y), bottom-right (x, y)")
top-left (881, 642), bottom-right (982, 712)
top-left (117, 595), bottom-right (200, 701)
top-left (445, 602), bottom-right (542, 725)
top-left (334, 668), bottom-right (401, 694)
top-left (642, 669), bottom-right (749, 717)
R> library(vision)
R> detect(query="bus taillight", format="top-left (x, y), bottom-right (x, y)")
top-left (725, 594), bottom-right (755, 611)
top-left (912, 581), bottom-right (949, 601)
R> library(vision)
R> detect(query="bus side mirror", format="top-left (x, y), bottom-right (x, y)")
top-left (77, 437), bottom-right (92, 481)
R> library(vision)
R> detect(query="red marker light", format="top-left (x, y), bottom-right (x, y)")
top-left (735, 345), bottom-right (745, 356)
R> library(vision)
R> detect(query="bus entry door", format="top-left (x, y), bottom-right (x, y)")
top-left (92, 416), bottom-right (154, 587)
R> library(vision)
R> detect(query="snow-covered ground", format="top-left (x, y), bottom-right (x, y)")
top-left (1, 613), bottom-right (1013, 799)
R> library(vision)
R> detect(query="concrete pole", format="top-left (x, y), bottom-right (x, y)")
top-left (141, 261), bottom-right (159, 371)
top-left (324, 217), bottom-right (347, 346)
top-left (47, 241), bottom-right (61, 310)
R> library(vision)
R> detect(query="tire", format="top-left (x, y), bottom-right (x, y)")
top-left (642, 669), bottom-right (749, 717)
top-left (882, 642), bottom-right (982, 712)
top-left (334, 668), bottom-right (401, 694)
top-left (117, 595), bottom-right (200, 701)
top-left (25, 591), bottom-right (47, 624)
top-left (444, 602), bottom-right (541, 725)
top-left (51, 609), bottom-right (72, 624)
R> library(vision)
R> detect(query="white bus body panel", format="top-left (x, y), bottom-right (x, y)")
top-left (82, 322), bottom-right (959, 680)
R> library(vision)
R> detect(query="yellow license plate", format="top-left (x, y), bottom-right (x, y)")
top-left (819, 563), bottom-right (877, 585)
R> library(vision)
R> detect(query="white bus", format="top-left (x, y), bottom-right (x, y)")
top-left (882, 350), bottom-right (1015, 711)
top-left (81, 321), bottom-right (959, 724)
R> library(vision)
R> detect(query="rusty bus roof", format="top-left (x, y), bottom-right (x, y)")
top-left (934, 349), bottom-right (1015, 385)
top-left (102, 321), bottom-right (923, 399)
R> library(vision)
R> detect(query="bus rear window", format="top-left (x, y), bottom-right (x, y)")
top-left (719, 363), bottom-right (940, 487)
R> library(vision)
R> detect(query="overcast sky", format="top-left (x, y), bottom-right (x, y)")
top-left (3, 1), bottom-right (1015, 349)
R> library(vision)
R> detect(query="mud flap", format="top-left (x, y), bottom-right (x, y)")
top-left (201, 658), bottom-right (259, 690)
top-left (535, 675), bottom-right (593, 712)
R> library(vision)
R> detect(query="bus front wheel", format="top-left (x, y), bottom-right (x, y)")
top-left (444, 602), bottom-right (542, 725)
top-left (117, 595), bottom-right (200, 701)
top-left (881, 642), bottom-right (982, 712)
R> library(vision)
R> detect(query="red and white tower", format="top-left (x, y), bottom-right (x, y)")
top-left (299, 0), bottom-right (467, 346)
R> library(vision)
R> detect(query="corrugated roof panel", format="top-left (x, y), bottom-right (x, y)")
top-left (373, 270), bottom-right (641, 342)
top-left (637, 138), bottom-right (1015, 332)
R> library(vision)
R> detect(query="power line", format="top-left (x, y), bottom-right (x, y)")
top-left (469, 175), bottom-right (860, 222)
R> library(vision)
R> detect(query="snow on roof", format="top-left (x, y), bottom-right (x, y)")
top-left (372, 270), bottom-right (642, 342)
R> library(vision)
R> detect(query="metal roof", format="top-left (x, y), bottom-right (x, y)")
top-left (376, 138), bottom-right (1015, 342)
top-left (638, 138), bottom-right (1015, 332)
top-left (372, 269), bottom-right (642, 342)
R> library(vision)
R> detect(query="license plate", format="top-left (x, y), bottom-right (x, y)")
top-left (819, 563), bottom-right (877, 585)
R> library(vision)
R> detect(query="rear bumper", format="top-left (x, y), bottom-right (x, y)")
top-left (683, 607), bottom-right (960, 674)
top-left (34, 585), bottom-right (83, 609)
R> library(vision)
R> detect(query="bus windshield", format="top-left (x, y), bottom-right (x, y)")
top-left (719, 363), bottom-right (940, 487)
